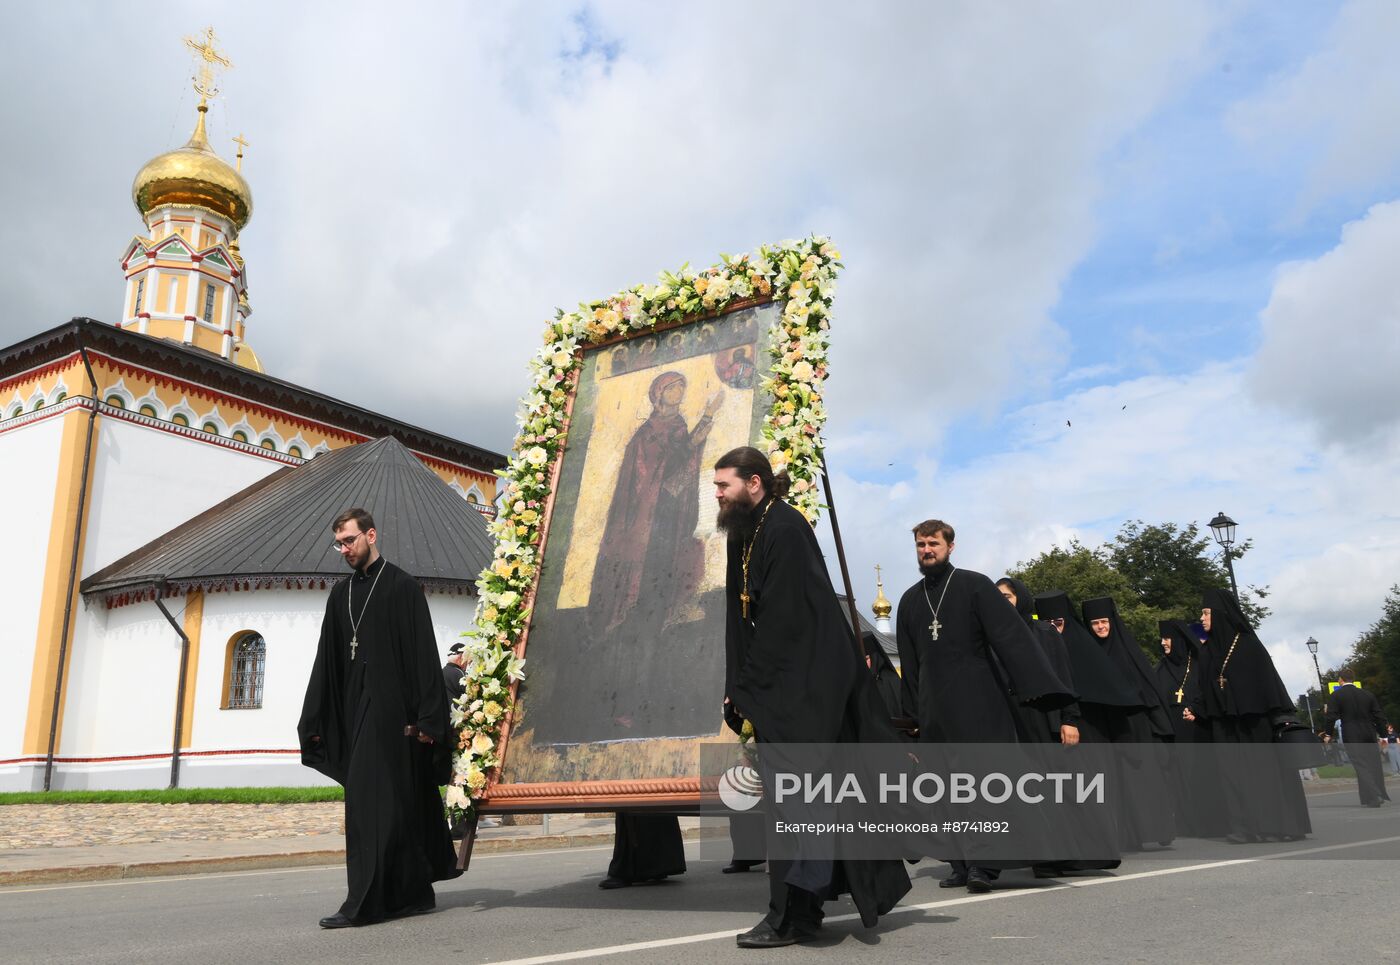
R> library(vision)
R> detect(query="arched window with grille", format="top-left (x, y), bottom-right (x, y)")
top-left (224, 632), bottom-right (266, 709)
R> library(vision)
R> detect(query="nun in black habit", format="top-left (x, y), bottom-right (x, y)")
top-left (1080, 597), bottom-right (1177, 850)
top-left (1198, 587), bottom-right (1310, 842)
top-left (1155, 619), bottom-right (1229, 837)
top-left (997, 578), bottom-right (1081, 744)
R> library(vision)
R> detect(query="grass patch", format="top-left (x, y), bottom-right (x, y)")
top-left (1316, 764), bottom-right (1357, 779)
top-left (0, 786), bottom-right (344, 806)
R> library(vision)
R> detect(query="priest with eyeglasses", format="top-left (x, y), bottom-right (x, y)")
top-left (298, 508), bottom-right (461, 928)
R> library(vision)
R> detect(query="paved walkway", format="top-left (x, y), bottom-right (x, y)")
top-left (0, 803), bottom-right (698, 886)
top-left (0, 779), bottom-right (1355, 887)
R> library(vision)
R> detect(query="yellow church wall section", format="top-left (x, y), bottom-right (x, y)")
top-left (21, 405), bottom-right (100, 756)
top-left (178, 590), bottom-right (204, 749)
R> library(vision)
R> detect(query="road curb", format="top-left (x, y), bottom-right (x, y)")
top-left (0, 830), bottom-right (626, 888)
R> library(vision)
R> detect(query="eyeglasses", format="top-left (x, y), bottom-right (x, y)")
top-left (332, 532), bottom-right (366, 552)
top-left (1046, 617), bottom-right (1065, 628)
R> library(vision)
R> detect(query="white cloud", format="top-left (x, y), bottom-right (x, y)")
top-left (1249, 199), bottom-right (1400, 442)
top-left (1227, 0), bottom-right (1400, 214)
top-left (819, 363), bottom-right (1400, 697)
top-left (0, 2), bottom-right (1222, 455)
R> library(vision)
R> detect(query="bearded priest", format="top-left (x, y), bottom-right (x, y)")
top-left (714, 447), bottom-right (910, 949)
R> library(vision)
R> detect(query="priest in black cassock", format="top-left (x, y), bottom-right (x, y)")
top-left (715, 447), bottom-right (910, 949)
top-left (298, 508), bottom-right (461, 928)
top-left (1198, 587), bottom-right (1310, 842)
top-left (894, 522), bottom-right (1074, 892)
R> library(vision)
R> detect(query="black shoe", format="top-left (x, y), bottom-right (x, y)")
top-left (598, 876), bottom-right (631, 890)
top-left (939, 872), bottom-right (968, 888)
top-left (722, 860), bottom-right (765, 874)
top-left (1224, 832), bottom-right (1259, 844)
top-left (1032, 864), bottom-right (1061, 879)
top-left (318, 913), bottom-right (360, 929)
top-left (735, 921), bottom-right (818, 949)
top-left (966, 868), bottom-right (993, 893)
top-left (1365, 801), bottom-right (1382, 808)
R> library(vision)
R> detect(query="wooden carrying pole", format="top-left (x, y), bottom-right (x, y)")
top-left (820, 456), bottom-right (866, 661)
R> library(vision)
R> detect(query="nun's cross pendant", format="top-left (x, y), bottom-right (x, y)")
top-left (929, 618), bottom-right (942, 641)
top-left (740, 592), bottom-right (750, 619)
top-left (351, 634), bottom-right (359, 660)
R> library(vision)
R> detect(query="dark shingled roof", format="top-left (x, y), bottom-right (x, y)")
top-left (82, 436), bottom-right (494, 601)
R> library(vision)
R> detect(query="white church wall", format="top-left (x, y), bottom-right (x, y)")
top-left (82, 417), bottom-right (281, 575)
top-left (0, 416), bottom-right (65, 778)
top-left (22, 582), bottom-right (482, 790)
top-left (50, 598), bottom-right (185, 789)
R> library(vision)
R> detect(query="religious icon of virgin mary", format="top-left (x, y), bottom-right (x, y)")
top-left (587, 371), bottom-right (723, 640)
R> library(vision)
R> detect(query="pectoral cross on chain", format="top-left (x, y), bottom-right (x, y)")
top-left (1174, 684), bottom-right (1185, 703)
top-left (929, 617), bottom-right (942, 641)
top-left (1217, 674), bottom-right (1227, 690)
top-left (351, 634), bottom-right (359, 661)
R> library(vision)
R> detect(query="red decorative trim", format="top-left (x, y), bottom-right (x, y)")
top-left (184, 315), bottom-right (197, 322)
top-left (0, 351), bottom-right (81, 396)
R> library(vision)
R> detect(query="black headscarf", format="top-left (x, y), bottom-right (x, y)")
top-left (1155, 619), bottom-right (1201, 708)
top-left (1033, 591), bottom-right (1141, 707)
top-left (1082, 597), bottom-right (1175, 737)
top-left (1199, 587), bottom-right (1293, 717)
top-left (996, 577), bottom-right (1036, 626)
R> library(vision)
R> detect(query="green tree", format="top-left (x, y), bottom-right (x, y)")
top-left (1010, 520), bottom-right (1273, 661)
top-left (1323, 584), bottom-right (1400, 726)
top-left (1007, 541), bottom-right (1161, 655)
top-left (1108, 520), bottom-right (1269, 627)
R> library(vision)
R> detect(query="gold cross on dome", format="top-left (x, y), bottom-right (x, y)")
top-left (875, 563), bottom-right (883, 584)
top-left (184, 27), bottom-right (232, 101)
top-left (233, 133), bottom-right (249, 171)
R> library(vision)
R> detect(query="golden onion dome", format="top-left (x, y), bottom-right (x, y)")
top-left (872, 573), bottom-right (893, 620)
top-left (132, 102), bottom-right (252, 230)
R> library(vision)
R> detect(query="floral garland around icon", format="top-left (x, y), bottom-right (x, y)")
top-left (444, 236), bottom-right (842, 824)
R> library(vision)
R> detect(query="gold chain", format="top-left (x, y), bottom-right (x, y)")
top-left (1216, 632), bottom-right (1241, 689)
top-left (740, 499), bottom-right (777, 619)
top-left (1174, 650), bottom-right (1193, 704)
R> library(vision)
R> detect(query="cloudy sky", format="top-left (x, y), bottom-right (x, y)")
top-left (4, 1), bottom-right (1398, 695)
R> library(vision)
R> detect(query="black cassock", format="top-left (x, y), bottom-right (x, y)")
top-left (726, 498), bottom-right (910, 931)
top-left (298, 557), bottom-right (461, 922)
top-left (1155, 620), bottom-right (1228, 837)
top-left (895, 566), bottom-right (1075, 875)
top-left (895, 566), bottom-right (1073, 745)
top-left (1198, 588), bottom-right (1311, 839)
top-left (997, 577), bottom-right (1082, 744)
top-left (1035, 592), bottom-right (1167, 852)
top-left (1328, 683), bottom-right (1391, 807)
top-left (607, 814), bottom-right (687, 882)
top-left (1080, 597), bottom-right (1177, 851)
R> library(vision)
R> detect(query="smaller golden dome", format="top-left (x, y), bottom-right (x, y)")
top-left (872, 571), bottom-right (893, 620)
top-left (132, 102), bottom-right (252, 230)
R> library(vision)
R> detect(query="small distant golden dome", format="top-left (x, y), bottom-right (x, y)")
top-left (872, 575), bottom-right (893, 620)
top-left (132, 103), bottom-right (252, 230)
top-left (233, 342), bottom-right (264, 373)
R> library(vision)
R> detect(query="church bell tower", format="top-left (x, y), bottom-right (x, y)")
top-left (120, 28), bottom-right (262, 371)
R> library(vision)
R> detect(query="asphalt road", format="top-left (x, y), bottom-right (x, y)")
top-left (3, 789), bottom-right (1397, 964)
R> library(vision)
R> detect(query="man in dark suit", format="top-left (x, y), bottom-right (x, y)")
top-left (1327, 673), bottom-right (1391, 807)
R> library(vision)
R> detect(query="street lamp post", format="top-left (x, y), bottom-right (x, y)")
top-left (1306, 636), bottom-right (1326, 696)
top-left (1299, 692), bottom-right (1315, 730)
top-left (1208, 511), bottom-right (1240, 601)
